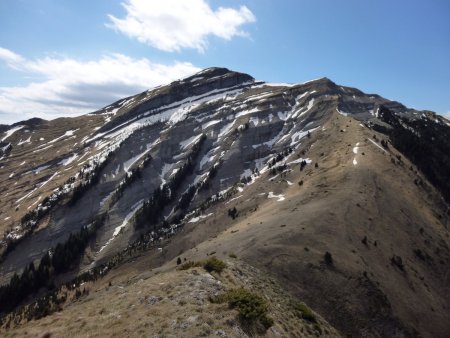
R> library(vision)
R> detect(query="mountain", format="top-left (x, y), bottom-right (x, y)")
top-left (0, 67), bottom-right (449, 337)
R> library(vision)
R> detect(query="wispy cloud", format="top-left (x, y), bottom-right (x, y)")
top-left (0, 47), bottom-right (200, 124)
top-left (0, 47), bottom-right (25, 66)
top-left (107, 0), bottom-right (256, 53)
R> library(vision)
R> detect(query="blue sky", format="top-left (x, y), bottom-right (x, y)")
top-left (0, 0), bottom-right (449, 124)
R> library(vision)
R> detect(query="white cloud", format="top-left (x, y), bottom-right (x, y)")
top-left (0, 47), bottom-right (24, 66)
top-left (107, 0), bottom-right (256, 52)
top-left (0, 47), bottom-right (200, 124)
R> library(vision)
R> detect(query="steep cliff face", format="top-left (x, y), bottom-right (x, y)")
top-left (0, 68), bottom-right (449, 337)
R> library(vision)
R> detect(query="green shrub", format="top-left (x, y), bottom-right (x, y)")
top-left (213, 288), bottom-right (273, 331)
top-left (178, 261), bottom-right (201, 270)
top-left (229, 253), bottom-right (237, 259)
top-left (293, 302), bottom-right (317, 323)
top-left (203, 256), bottom-right (227, 273)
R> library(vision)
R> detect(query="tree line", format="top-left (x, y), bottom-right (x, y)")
top-left (69, 152), bottom-right (115, 206)
top-left (134, 134), bottom-right (207, 229)
top-left (0, 213), bottom-right (107, 314)
top-left (375, 105), bottom-right (450, 203)
top-left (109, 153), bottom-right (153, 206)
top-left (2, 144), bottom-right (122, 263)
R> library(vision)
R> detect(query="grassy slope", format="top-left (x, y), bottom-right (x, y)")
top-left (1, 258), bottom-right (340, 337)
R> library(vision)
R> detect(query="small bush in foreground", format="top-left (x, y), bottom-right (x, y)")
top-left (213, 288), bottom-right (273, 332)
top-left (203, 256), bottom-right (227, 273)
top-left (293, 302), bottom-right (317, 323)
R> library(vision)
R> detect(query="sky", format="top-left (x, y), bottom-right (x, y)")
top-left (0, 0), bottom-right (449, 124)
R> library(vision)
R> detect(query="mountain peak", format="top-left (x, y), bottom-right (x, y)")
top-left (180, 67), bottom-right (254, 84)
top-left (193, 66), bottom-right (235, 77)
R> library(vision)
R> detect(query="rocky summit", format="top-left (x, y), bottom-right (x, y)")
top-left (0, 68), bottom-right (449, 337)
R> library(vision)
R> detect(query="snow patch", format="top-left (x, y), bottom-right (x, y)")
top-left (304, 98), bottom-right (315, 115)
top-left (189, 213), bottom-right (213, 223)
top-left (17, 136), bottom-right (31, 145)
top-left (302, 77), bottom-right (326, 85)
top-left (267, 192), bottom-right (285, 202)
top-left (47, 129), bottom-right (78, 145)
top-left (264, 82), bottom-right (295, 87)
top-left (33, 164), bottom-right (51, 174)
top-left (199, 153), bottom-right (216, 170)
top-left (290, 129), bottom-right (310, 147)
top-left (123, 142), bottom-right (153, 173)
top-left (98, 200), bottom-right (144, 253)
top-left (1, 125), bottom-right (24, 141)
top-left (59, 153), bottom-right (78, 166)
top-left (161, 162), bottom-right (175, 178)
top-left (254, 127), bottom-right (290, 149)
top-left (218, 121), bottom-right (235, 138)
top-left (225, 195), bottom-right (243, 204)
top-left (368, 138), bottom-right (388, 153)
top-left (160, 162), bottom-right (177, 185)
top-left (336, 108), bottom-right (348, 116)
top-left (180, 134), bottom-right (203, 150)
top-left (287, 157), bottom-right (312, 165)
top-left (39, 171), bottom-right (59, 189)
top-left (99, 191), bottom-right (114, 207)
top-left (201, 119), bottom-right (221, 130)
top-left (235, 107), bottom-right (259, 118)
top-left (240, 168), bottom-right (253, 179)
top-left (243, 91), bottom-right (273, 103)
top-left (249, 116), bottom-right (260, 126)
top-left (297, 91), bottom-right (309, 100)
top-left (277, 111), bottom-right (289, 121)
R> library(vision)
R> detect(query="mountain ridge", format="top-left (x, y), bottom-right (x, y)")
top-left (0, 67), bottom-right (449, 337)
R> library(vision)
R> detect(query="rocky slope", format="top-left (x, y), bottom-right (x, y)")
top-left (0, 67), bottom-right (449, 337)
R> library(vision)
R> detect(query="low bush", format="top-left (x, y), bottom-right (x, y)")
top-left (203, 256), bottom-right (227, 273)
top-left (177, 261), bottom-right (201, 270)
top-left (293, 302), bottom-right (317, 323)
top-left (213, 288), bottom-right (273, 332)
